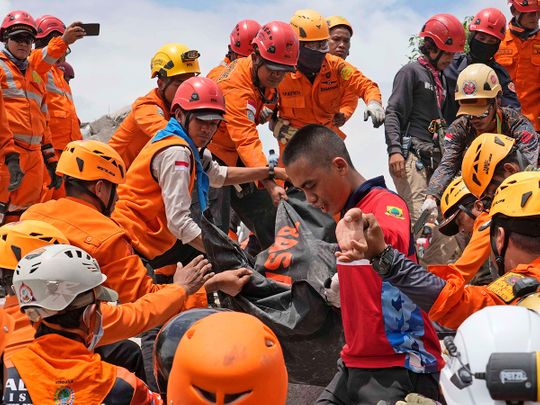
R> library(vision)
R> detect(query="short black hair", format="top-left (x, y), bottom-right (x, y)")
top-left (282, 124), bottom-right (354, 168)
top-left (493, 147), bottom-right (523, 178)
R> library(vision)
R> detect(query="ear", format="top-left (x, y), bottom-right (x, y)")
top-left (473, 199), bottom-right (484, 213)
top-left (174, 108), bottom-right (184, 123)
top-left (503, 162), bottom-right (519, 175)
top-left (331, 157), bottom-right (349, 175)
top-left (157, 77), bottom-right (165, 91)
top-left (493, 226), bottom-right (506, 252)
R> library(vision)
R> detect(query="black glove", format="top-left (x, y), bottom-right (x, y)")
top-left (46, 161), bottom-right (62, 190)
top-left (5, 153), bottom-right (24, 192)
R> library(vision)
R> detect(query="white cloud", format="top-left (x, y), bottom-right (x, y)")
top-left (3, 0), bottom-right (514, 185)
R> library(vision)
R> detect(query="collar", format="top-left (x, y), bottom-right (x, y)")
top-left (341, 176), bottom-right (387, 215)
top-left (513, 256), bottom-right (540, 272)
top-left (65, 196), bottom-right (100, 211)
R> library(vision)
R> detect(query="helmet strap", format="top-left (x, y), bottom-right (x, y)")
top-left (490, 225), bottom-right (511, 277)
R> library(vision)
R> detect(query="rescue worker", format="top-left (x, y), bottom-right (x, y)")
top-left (275, 9), bottom-right (383, 154)
top-left (3, 244), bottom-right (165, 404)
top-left (208, 20), bottom-right (299, 250)
top-left (444, 7), bottom-right (521, 124)
top-left (207, 19), bottom-right (261, 80)
top-left (108, 43), bottom-right (201, 169)
top-left (0, 10), bottom-right (83, 224)
top-left (57, 60), bottom-right (74, 83)
top-left (0, 220), bottom-right (222, 377)
top-left (283, 125), bottom-right (444, 404)
top-left (113, 76), bottom-right (287, 268)
top-left (167, 312), bottom-right (288, 405)
top-left (338, 153), bottom-right (540, 331)
top-left (425, 63), bottom-right (538, 202)
top-left (438, 177), bottom-right (478, 239)
top-left (385, 13), bottom-right (466, 265)
top-left (0, 92), bottom-right (14, 224)
top-left (34, 15), bottom-right (84, 200)
top-left (326, 16), bottom-right (353, 60)
top-left (496, 0), bottom-right (540, 133)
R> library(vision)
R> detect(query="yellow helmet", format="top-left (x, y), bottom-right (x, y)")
top-left (150, 43), bottom-right (201, 79)
top-left (439, 177), bottom-right (476, 236)
top-left (290, 9), bottom-right (330, 41)
top-left (456, 63), bottom-right (502, 117)
top-left (461, 133), bottom-right (515, 198)
top-left (489, 171), bottom-right (540, 219)
top-left (0, 220), bottom-right (69, 270)
top-left (517, 293), bottom-right (540, 313)
top-left (57, 140), bottom-right (126, 184)
top-left (326, 16), bottom-right (353, 35)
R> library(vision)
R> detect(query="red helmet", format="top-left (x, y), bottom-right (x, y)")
top-left (508, 0), bottom-right (540, 12)
top-left (57, 61), bottom-right (75, 81)
top-left (252, 21), bottom-right (299, 71)
top-left (469, 8), bottom-right (506, 41)
top-left (171, 76), bottom-right (226, 120)
top-left (419, 13), bottom-right (466, 53)
top-left (0, 10), bottom-right (37, 39)
top-left (230, 19), bottom-right (261, 57)
top-left (36, 15), bottom-right (66, 39)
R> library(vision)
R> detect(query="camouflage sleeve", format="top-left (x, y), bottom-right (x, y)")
top-left (426, 120), bottom-right (468, 199)
top-left (505, 108), bottom-right (539, 166)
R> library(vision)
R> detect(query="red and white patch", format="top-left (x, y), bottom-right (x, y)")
top-left (462, 80), bottom-right (477, 96)
top-left (246, 99), bottom-right (257, 122)
top-left (445, 133), bottom-right (453, 141)
top-left (174, 161), bottom-right (189, 171)
top-left (18, 283), bottom-right (35, 304)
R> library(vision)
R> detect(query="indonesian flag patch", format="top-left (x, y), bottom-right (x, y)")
top-left (246, 99), bottom-right (257, 122)
top-left (174, 161), bottom-right (189, 171)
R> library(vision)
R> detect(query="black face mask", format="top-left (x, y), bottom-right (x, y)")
top-left (468, 37), bottom-right (500, 63)
top-left (298, 46), bottom-right (327, 80)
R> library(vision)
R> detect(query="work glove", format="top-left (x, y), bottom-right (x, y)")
top-left (363, 100), bottom-right (385, 128)
top-left (272, 119), bottom-right (298, 145)
top-left (45, 161), bottom-right (63, 190)
top-left (395, 393), bottom-right (441, 405)
top-left (258, 106), bottom-right (274, 125)
top-left (420, 197), bottom-right (438, 216)
top-left (5, 153), bottom-right (24, 192)
top-left (324, 273), bottom-right (341, 308)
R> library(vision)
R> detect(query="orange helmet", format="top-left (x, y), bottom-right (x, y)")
top-left (0, 220), bottom-right (69, 270)
top-left (290, 9), bottom-right (330, 41)
top-left (326, 16), bottom-right (353, 36)
top-left (461, 133), bottom-right (515, 198)
top-left (56, 140), bottom-right (126, 184)
top-left (439, 177), bottom-right (476, 236)
top-left (167, 312), bottom-right (288, 405)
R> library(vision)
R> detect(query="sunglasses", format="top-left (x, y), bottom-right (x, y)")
top-left (303, 40), bottom-right (329, 52)
top-left (9, 34), bottom-right (35, 44)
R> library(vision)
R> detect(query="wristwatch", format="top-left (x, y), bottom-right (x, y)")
top-left (370, 245), bottom-right (395, 277)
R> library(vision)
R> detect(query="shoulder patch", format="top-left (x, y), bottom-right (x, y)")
top-left (486, 272), bottom-right (525, 303)
top-left (246, 99), bottom-right (257, 122)
top-left (156, 106), bottom-right (164, 117)
top-left (385, 206), bottom-right (404, 220)
top-left (340, 65), bottom-right (354, 81)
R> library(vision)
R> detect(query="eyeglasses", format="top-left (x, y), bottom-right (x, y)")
top-left (8, 34), bottom-right (34, 44)
top-left (303, 40), bottom-right (329, 52)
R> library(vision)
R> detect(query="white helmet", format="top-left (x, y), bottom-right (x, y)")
top-left (12, 244), bottom-right (118, 321)
top-left (440, 306), bottom-right (540, 405)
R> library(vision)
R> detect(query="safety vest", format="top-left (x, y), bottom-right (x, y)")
top-left (114, 135), bottom-right (196, 260)
top-left (0, 53), bottom-right (48, 151)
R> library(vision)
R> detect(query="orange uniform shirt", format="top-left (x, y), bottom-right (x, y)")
top-left (113, 136), bottom-right (196, 260)
top-left (208, 56), bottom-right (276, 167)
top-left (206, 57), bottom-right (230, 81)
top-left (0, 92), bottom-right (15, 158)
top-left (20, 197), bottom-right (167, 304)
top-left (277, 53), bottom-right (382, 141)
top-left (6, 334), bottom-right (162, 405)
top-left (429, 257), bottom-right (540, 329)
top-left (108, 88), bottom-right (170, 169)
top-left (496, 29), bottom-right (540, 131)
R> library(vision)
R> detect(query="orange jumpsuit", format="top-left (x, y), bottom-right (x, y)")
top-left (20, 197), bottom-right (171, 304)
top-left (0, 38), bottom-right (66, 218)
top-left (5, 334), bottom-right (162, 404)
top-left (2, 284), bottom-right (205, 360)
top-left (108, 88), bottom-right (170, 169)
top-left (429, 258), bottom-right (540, 329)
top-left (113, 136), bottom-right (196, 261)
top-left (208, 56), bottom-right (276, 168)
top-left (277, 53), bottom-right (382, 151)
top-left (0, 92), bottom-right (15, 216)
top-left (0, 307), bottom-right (14, 356)
top-left (495, 28), bottom-right (540, 131)
top-left (206, 56), bottom-right (230, 81)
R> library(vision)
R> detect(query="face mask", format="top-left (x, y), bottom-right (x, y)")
top-left (298, 46), bottom-right (327, 78)
top-left (468, 37), bottom-right (500, 63)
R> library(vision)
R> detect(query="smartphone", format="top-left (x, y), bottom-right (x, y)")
top-left (79, 23), bottom-right (100, 36)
